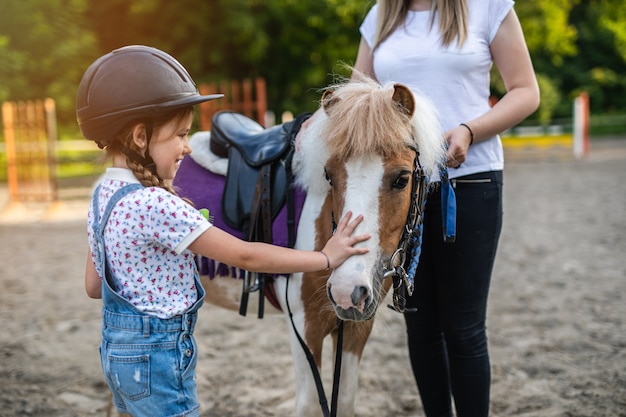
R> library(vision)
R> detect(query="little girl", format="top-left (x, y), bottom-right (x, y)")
top-left (76, 45), bottom-right (369, 417)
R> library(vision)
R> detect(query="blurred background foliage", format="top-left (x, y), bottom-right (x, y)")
top-left (1, 0), bottom-right (625, 133)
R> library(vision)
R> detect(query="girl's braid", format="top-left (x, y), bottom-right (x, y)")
top-left (125, 140), bottom-right (180, 196)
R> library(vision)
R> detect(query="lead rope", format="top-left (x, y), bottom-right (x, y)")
top-left (285, 276), bottom-right (344, 417)
top-left (330, 319), bottom-right (344, 417)
top-left (277, 111), bottom-right (343, 416)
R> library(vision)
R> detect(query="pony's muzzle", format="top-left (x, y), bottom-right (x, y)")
top-left (327, 282), bottom-right (372, 320)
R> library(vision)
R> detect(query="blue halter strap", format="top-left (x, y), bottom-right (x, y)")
top-left (439, 164), bottom-right (457, 243)
top-left (405, 163), bottom-right (457, 287)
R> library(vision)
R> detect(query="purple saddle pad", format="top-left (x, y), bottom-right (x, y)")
top-left (173, 155), bottom-right (306, 278)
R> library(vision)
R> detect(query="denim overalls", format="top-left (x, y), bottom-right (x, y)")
top-left (92, 184), bottom-right (206, 417)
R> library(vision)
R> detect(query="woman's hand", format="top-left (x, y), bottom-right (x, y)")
top-left (321, 211), bottom-right (370, 269)
top-left (445, 125), bottom-right (473, 168)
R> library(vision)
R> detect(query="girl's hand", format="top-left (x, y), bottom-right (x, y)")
top-left (321, 211), bottom-right (370, 269)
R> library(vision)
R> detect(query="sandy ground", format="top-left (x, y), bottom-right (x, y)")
top-left (0, 139), bottom-right (624, 417)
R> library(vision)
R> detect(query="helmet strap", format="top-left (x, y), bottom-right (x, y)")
top-left (120, 147), bottom-right (156, 173)
top-left (121, 120), bottom-right (159, 178)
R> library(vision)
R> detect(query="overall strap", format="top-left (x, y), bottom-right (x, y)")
top-left (93, 183), bottom-right (144, 239)
top-left (91, 183), bottom-right (144, 277)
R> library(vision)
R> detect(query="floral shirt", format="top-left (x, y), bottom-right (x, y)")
top-left (88, 168), bottom-right (211, 318)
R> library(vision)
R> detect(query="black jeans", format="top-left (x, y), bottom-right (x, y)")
top-left (404, 170), bottom-right (503, 417)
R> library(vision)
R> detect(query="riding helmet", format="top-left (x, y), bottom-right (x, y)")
top-left (76, 45), bottom-right (223, 148)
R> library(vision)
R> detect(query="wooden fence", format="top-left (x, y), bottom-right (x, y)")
top-left (198, 77), bottom-right (266, 130)
top-left (2, 99), bottom-right (57, 203)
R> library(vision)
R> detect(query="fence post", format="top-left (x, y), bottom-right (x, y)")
top-left (1, 99), bottom-right (57, 203)
top-left (2, 102), bottom-right (19, 202)
top-left (45, 98), bottom-right (58, 201)
top-left (255, 77), bottom-right (267, 125)
top-left (198, 82), bottom-right (219, 130)
top-left (573, 92), bottom-right (590, 159)
top-left (198, 77), bottom-right (267, 130)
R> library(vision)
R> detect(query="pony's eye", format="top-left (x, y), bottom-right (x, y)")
top-left (324, 168), bottom-right (332, 186)
top-left (393, 173), bottom-right (410, 189)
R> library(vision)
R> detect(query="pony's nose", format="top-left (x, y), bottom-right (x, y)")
top-left (351, 285), bottom-right (371, 310)
top-left (327, 283), bottom-right (371, 312)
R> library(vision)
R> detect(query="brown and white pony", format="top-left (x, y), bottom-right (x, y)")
top-left (176, 78), bottom-right (445, 417)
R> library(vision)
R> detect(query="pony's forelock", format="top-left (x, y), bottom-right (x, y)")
top-left (321, 79), bottom-right (445, 177)
top-left (322, 79), bottom-right (413, 160)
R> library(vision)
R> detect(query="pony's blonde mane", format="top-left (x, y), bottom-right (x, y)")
top-left (322, 79), bottom-right (414, 160)
top-left (321, 78), bottom-right (445, 178)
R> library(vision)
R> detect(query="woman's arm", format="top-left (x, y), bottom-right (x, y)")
top-left (85, 248), bottom-right (102, 299)
top-left (474, 9), bottom-right (540, 139)
top-left (188, 211), bottom-right (370, 274)
top-left (353, 38), bottom-right (377, 81)
top-left (446, 9), bottom-right (540, 165)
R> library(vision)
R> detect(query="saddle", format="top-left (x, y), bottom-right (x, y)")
top-left (211, 111), bottom-right (292, 233)
top-left (210, 110), bottom-right (311, 317)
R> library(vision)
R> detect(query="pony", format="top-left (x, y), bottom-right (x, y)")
top-left (173, 77), bottom-right (445, 417)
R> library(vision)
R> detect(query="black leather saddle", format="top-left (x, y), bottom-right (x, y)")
top-left (211, 111), bottom-right (298, 233)
top-left (210, 110), bottom-right (311, 318)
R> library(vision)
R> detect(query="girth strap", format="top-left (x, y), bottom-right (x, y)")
top-left (240, 164), bottom-right (274, 318)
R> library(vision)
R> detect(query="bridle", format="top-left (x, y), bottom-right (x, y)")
top-left (383, 146), bottom-right (427, 313)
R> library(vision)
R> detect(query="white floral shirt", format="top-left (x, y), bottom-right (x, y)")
top-left (88, 168), bottom-right (211, 318)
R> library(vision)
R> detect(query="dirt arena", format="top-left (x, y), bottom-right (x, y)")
top-left (1, 139), bottom-right (624, 417)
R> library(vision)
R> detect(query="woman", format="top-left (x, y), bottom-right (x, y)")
top-left (353, 1), bottom-right (539, 415)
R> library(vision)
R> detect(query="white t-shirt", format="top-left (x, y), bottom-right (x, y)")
top-left (88, 167), bottom-right (211, 318)
top-left (360, 0), bottom-right (514, 178)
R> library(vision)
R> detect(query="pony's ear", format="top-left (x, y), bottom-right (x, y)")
top-left (321, 89), bottom-right (339, 114)
top-left (392, 84), bottom-right (415, 117)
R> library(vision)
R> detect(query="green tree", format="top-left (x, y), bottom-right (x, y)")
top-left (249, 0), bottom-right (369, 115)
top-left (2, 0), bottom-right (626, 131)
top-left (516, 0), bottom-right (579, 67)
top-left (509, 0), bottom-right (579, 122)
top-left (559, 0), bottom-right (626, 114)
top-left (82, 0), bottom-right (256, 80)
top-left (0, 0), bottom-right (96, 126)
top-left (81, 0), bottom-right (369, 115)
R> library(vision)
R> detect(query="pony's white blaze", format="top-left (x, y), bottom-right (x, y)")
top-left (327, 156), bottom-right (383, 316)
